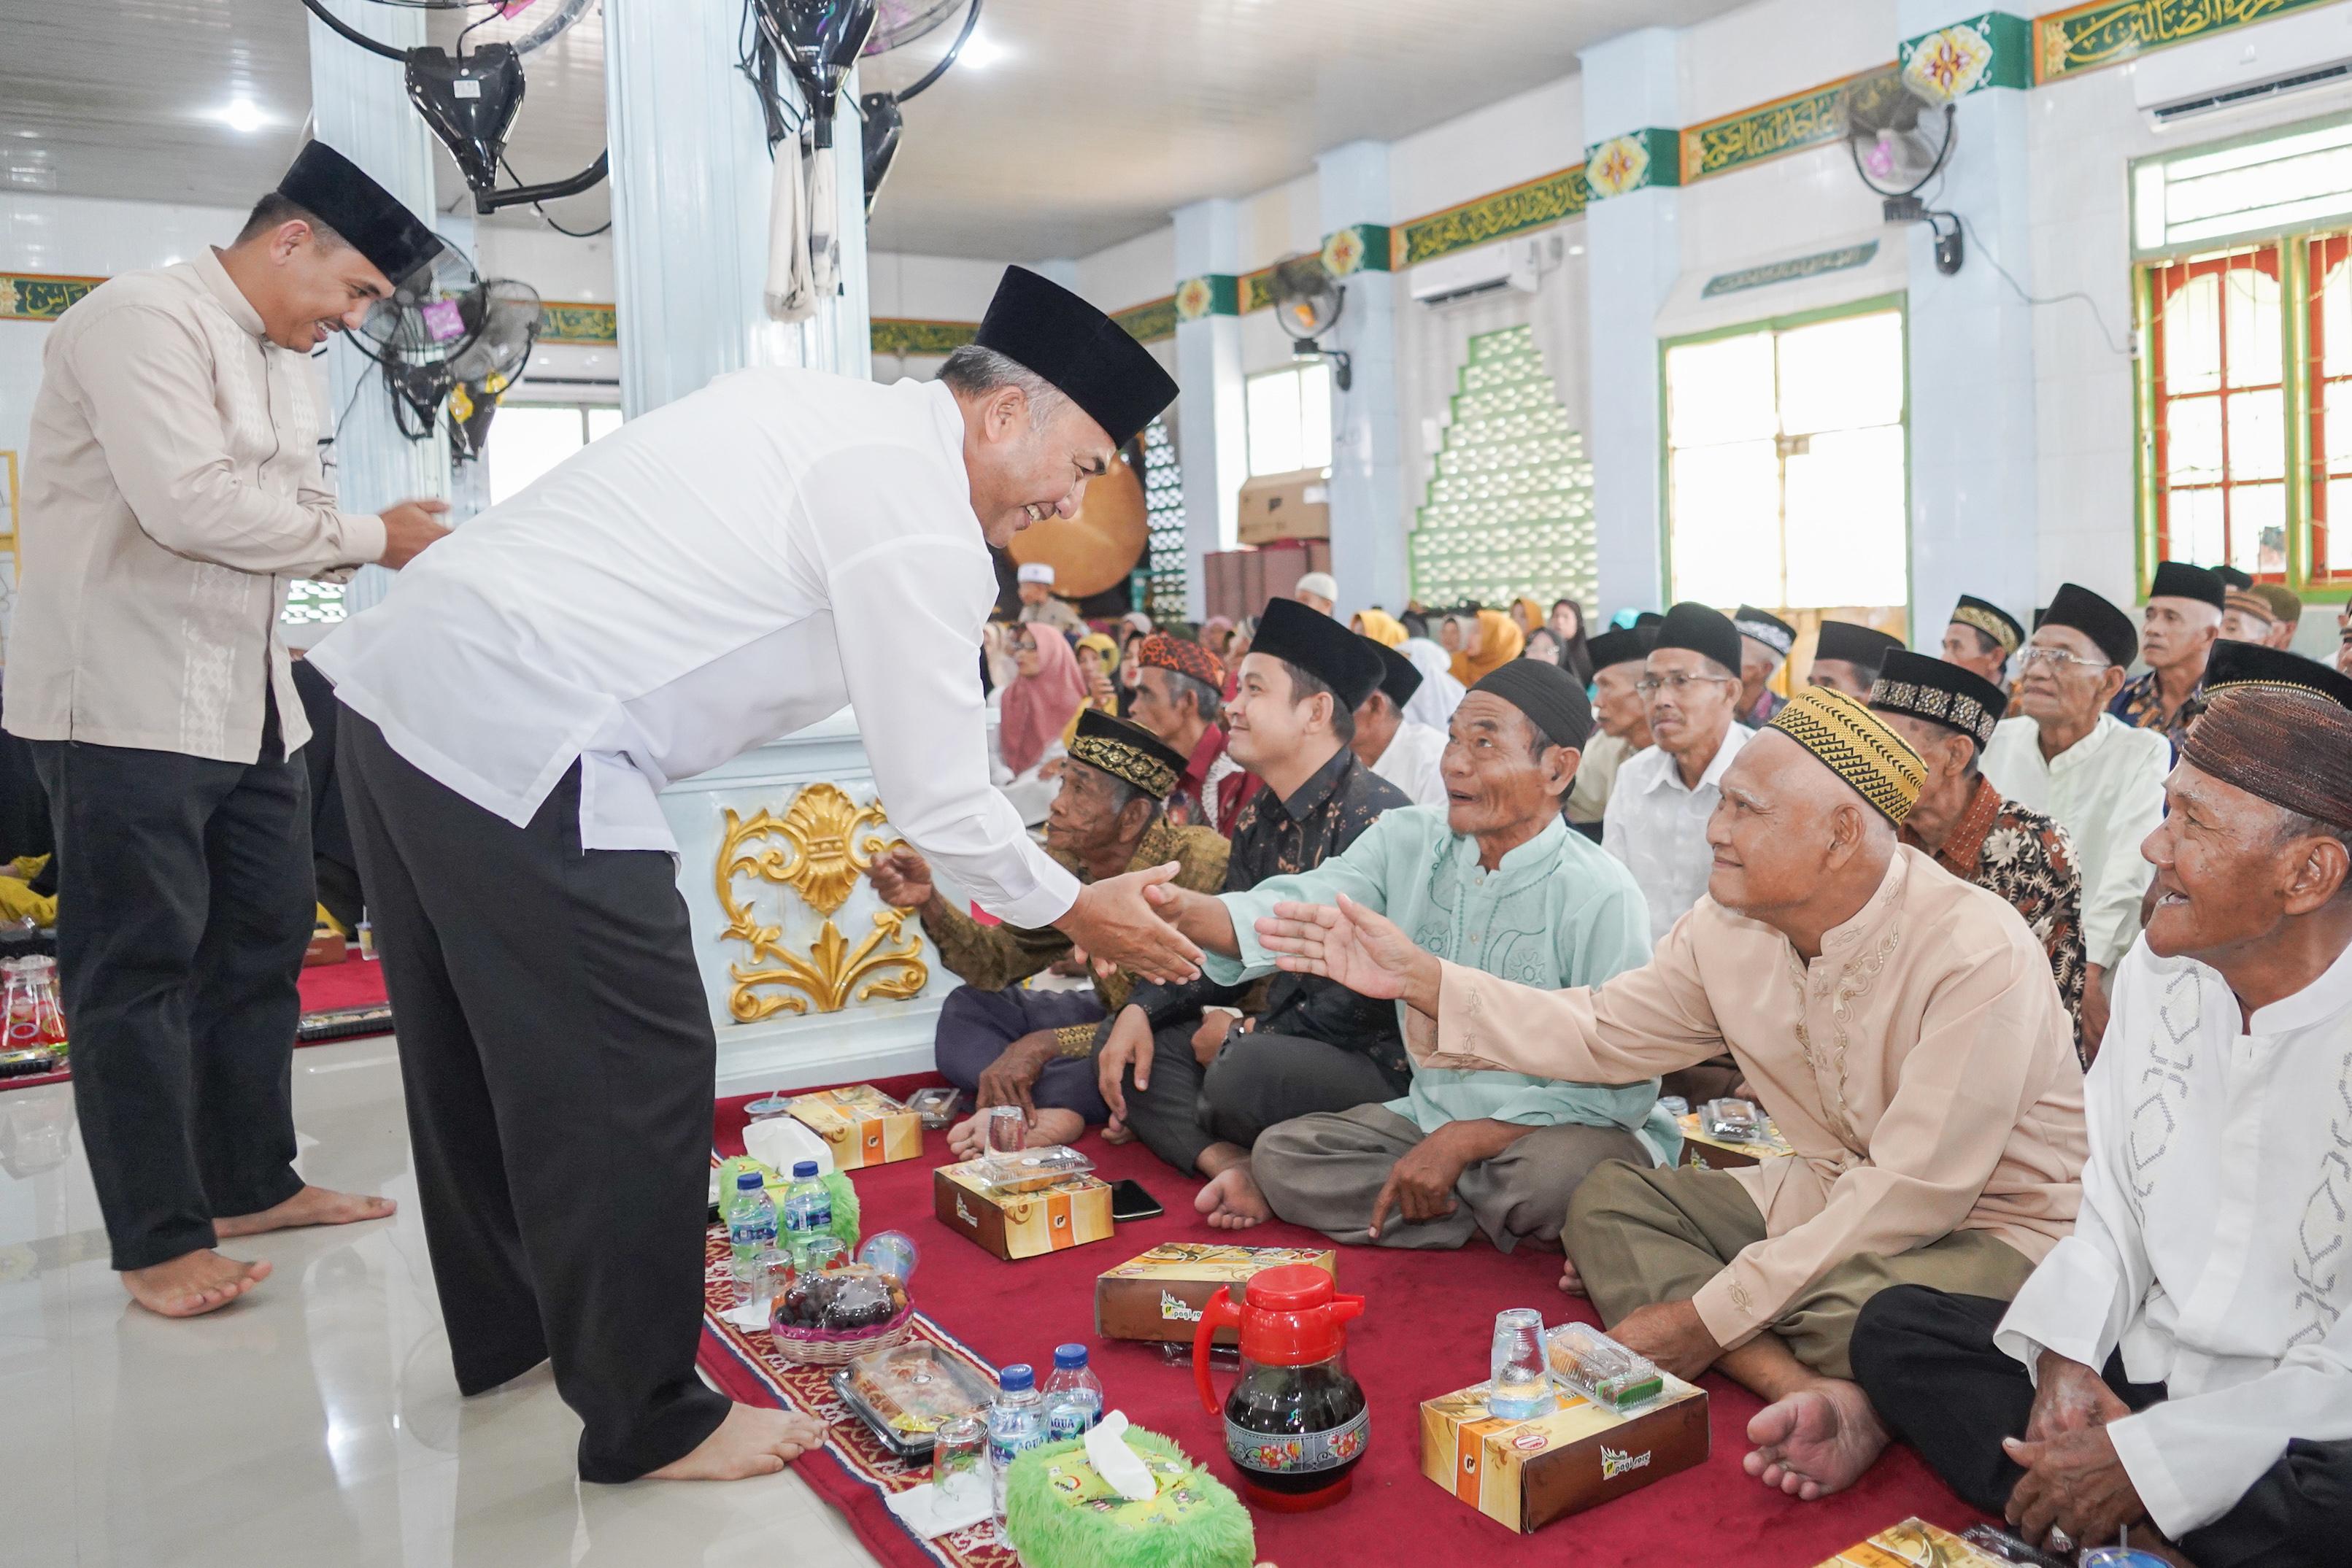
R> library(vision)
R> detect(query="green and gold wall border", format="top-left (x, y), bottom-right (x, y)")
top-left (1681, 70), bottom-right (1884, 184)
top-left (1584, 128), bottom-right (1682, 200)
top-left (1114, 295), bottom-right (1177, 344)
top-left (1321, 223), bottom-right (1392, 276)
top-left (1900, 13), bottom-right (2031, 99)
top-left (1173, 274), bottom-right (1240, 321)
top-left (537, 300), bottom-right (617, 345)
top-left (2037, 0), bottom-right (2338, 84)
top-left (1393, 164), bottom-right (1590, 269)
top-left (1239, 266), bottom-right (1279, 315)
top-left (870, 317), bottom-right (979, 358)
top-left (0, 272), bottom-right (105, 322)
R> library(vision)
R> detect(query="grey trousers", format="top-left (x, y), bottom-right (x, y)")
top-left (1113, 1026), bottom-right (1399, 1175)
top-left (1253, 1104), bottom-right (1646, 1254)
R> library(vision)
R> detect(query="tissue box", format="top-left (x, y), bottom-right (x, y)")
top-left (1003, 1427), bottom-right (1254, 1568)
top-left (1675, 1111), bottom-right (1795, 1170)
top-left (788, 1085), bottom-right (922, 1170)
top-left (1813, 1518), bottom-right (2011, 1567)
top-left (934, 1159), bottom-right (1114, 1260)
top-left (1095, 1243), bottom-right (1337, 1345)
top-left (1419, 1375), bottom-right (1708, 1533)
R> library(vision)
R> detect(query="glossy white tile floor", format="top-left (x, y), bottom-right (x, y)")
top-left (0, 1038), bottom-right (885, 1568)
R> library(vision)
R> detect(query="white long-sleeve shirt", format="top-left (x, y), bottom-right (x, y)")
top-left (1602, 725), bottom-right (1752, 949)
top-left (1981, 714), bottom-right (2168, 970)
top-left (1368, 719), bottom-right (1448, 808)
top-left (312, 368), bottom-right (1079, 929)
top-left (1995, 936), bottom-right (2352, 1538)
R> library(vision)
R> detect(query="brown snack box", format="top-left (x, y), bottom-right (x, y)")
top-left (1235, 468), bottom-right (1331, 545)
top-left (1676, 1111), bottom-right (1796, 1171)
top-left (789, 1085), bottom-right (924, 1170)
top-left (1419, 1375), bottom-right (1708, 1533)
top-left (1095, 1243), bottom-right (1337, 1345)
top-left (933, 1160), bottom-right (1116, 1261)
top-left (1813, 1518), bottom-right (2011, 1567)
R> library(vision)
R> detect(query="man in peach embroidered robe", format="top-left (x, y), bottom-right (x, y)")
top-left (1248, 690), bottom-right (2089, 1501)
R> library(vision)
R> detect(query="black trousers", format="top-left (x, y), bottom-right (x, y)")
top-left (31, 715), bottom-right (312, 1271)
top-left (1852, 1286), bottom-right (2352, 1568)
top-left (338, 709), bottom-right (728, 1483)
top-left (1114, 1025), bottom-right (1400, 1176)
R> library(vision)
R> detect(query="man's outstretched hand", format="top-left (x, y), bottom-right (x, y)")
top-left (1057, 863), bottom-right (1201, 985)
top-left (868, 846), bottom-right (936, 910)
top-left (1254, 893), bottom-right (1441, 1012)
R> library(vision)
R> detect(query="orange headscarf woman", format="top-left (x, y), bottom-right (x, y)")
top-left (1448, 608), bottom-right (1524, 686)
top-left (1351, 608), bottom-right (1408, 649)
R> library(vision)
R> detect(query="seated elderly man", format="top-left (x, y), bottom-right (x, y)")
top-left (873, 708), bottom-right (1227, 1153)
top-left (1351, 638), bottom-right (1446, 808)
top-left (1135, 660), bottom-right (1669, 1241)
top-left (1251, 688), bottom-right (2088, 1498)
top-left (1806, 619), bottom-right (1905, 700)
top-left (1851, 684), bottom-right (2352, 1568)
top-left (1943, 595), bottom-right (2027, 691)
top-left (1870, 651), bottom-right (2088, 1056)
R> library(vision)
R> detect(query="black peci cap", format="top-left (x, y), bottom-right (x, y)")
top-left (1733, 605), bottom-right (1797, 660)
top-left (1813, 619), bottom-right (1905, 674)
top-left (1469, 660), bottom-right (1593, 751)
top-left (2149, 559), bottom-right (2226, 611)
top-left (1365, 637), bottom-right (1424, 711)
top-left (2042, 583), bottom-right (2138, 668)
top-left (1586, 625), bottom-right (1656, 673)
top-left (1869, 649), bottom-right (2008, 749)
top-left (2214, 563), bottom-right (2253, 591)
top-left (1949, 595), bottom-right (2026, 656)
top-left (276, 141), bottom-right (444, 287)
top-left (1249, 595), bottom-right (1384, 708)
top-left (973, 266), bottom-right (1180, 447)
top-left (2200, 640), bottom-right (2352, 713)
top-left (1651, 601), bottom-right (1743, 676)
top-left (1068, 709), bottom-right (1190, 800)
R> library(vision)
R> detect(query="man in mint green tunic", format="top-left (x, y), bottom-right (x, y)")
top-left (1139, 660), bottom-right (1678, 1245)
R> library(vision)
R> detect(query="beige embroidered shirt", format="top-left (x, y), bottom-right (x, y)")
top-left (1417, 846), bottom-right (2087, 1348)
top-left (4, 250), bottom-right (386, 762)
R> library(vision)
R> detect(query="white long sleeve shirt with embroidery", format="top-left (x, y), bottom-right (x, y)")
top-left (312, 368), bottom-right (1079, 929)
top-left (1995, 936), bottom-right (2352, 1538)
top-left (1601, 725), bottom-right (1752, 950)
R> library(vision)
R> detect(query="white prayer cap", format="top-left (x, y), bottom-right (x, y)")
top-left (1295, 571), bottom-right (1338, 602)
top-left (1017, 563), bottom-right (1056, 585)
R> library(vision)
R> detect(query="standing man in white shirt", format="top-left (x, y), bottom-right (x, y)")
top-left (1983, 584), bottom-right (2170, 1051)
top-left (3, 143), bottom-right (454, 1321)
top-left (311, 267), bottom-right (1193, 1487)
top-left (1852, 683), bottom-right (2352, 1568)
top-left (1603, 602), bottom-right (1754, 949)
top-left (1352, 639), bottom-right (1446, 808)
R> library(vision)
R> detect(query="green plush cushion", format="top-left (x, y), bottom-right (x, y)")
top-left (1003, 1426), bottom-right (1254, 1568)
top-left (716, 1156), bottom-right (862, 1254)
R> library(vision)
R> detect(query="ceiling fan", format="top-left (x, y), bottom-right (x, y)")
top-left (301, 0), bottom-right (610, 218)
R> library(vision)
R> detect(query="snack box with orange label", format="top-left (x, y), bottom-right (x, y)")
top-left (788, 1085), bottom-right (924, 1170)
top-left (1419, 1374), bottom-right (1708, 1533)
top-left (933, 1157), bottom-right (1115, 1261)
top-left (1095, 1243), bottom-right (1337, 1344)
top-left (1813, 1518), bottom-right (2017, 1567)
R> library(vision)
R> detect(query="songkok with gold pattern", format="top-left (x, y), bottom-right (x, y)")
top-left (1867, 649), bottom-right (2008, 750)
top-left (1134, 633), bottom-right (1225, 692)
top-left (2181, 687), bottom-right (2352, 828)
top-left (1067, 709), bottom-right (1188, 801)
top-left (1766, 687), bottom-right (1927, 825)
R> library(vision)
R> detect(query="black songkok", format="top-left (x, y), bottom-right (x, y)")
top-left (1469, 660), bottom-right (1593, 752)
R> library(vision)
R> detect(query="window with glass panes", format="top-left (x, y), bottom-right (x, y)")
top-left (1662, 301), bottom-right (1908, 614)
top-left (1244, 363), bottom-right (1332, 477)
top-left (2147, 247), bottom-right (2286, 578)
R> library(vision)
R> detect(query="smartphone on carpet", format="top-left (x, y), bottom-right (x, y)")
top-left (1109, 1178), bottom-right (1163, 1221)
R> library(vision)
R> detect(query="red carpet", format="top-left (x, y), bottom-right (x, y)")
top-left (0, 951), bottom-right (393, 1094)
top-left (701, 1084), bottom-right (1984, 1568)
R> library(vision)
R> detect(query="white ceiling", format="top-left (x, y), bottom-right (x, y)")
top-left (0, 0), bottom-right (1750, 263)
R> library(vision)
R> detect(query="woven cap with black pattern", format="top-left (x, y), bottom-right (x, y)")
top-left (1766, 687), bottom-right (1927, 824)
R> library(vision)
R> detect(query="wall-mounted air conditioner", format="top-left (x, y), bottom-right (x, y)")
top-left (2135, 3), bottom-right (2352, 125)
top-left (1409, 233), bottom-right (1565, 308)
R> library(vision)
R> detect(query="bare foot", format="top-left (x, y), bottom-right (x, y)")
top-left (1558, 1256), bottom-right (1587, 1297)
top-left (1100, 1117), bottom-right (1136, 1146)
top-left (1742, 1381), bottom-right (1889, 1501)
top-left (1026, 1108), bottom-right (1084, 1146)
top-left (123, 1249), bottom-right (271, 1318)
top-left (215, 1184), bottom-right (396, 1238)
top-left (646, 1402), bottom-right (828, 1482)
top-left (946, 1113), bottom-right (987, 1161)
top-left (1195, 1166), bottom-right (1270, 1231)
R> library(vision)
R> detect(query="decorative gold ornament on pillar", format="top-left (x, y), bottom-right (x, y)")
top-left (715, 783), bottom-right (929, 1021)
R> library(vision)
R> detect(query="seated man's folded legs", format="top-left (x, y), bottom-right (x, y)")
top-left (1198, 1032), bottom-right (1401, 1151)
top-left (1106, 1022), bottom-right (1214, 1175)
top-left (933, 984), bottom-right (1109, 1121)
top-left (1456, 1122), bottom-right (1649, 1254)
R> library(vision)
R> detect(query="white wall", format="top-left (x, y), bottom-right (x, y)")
top-left (1390, 75), bottom-right (1586, 221)
top-left (1078, 227), bottom-right (1175, 312)
top-left (1681, 0), bottom-right (1893, 124)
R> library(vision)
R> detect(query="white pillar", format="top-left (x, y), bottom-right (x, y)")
top-left (305, 0), bottom-right (448, 615)
top-left (1578, 27), bottom-right (1683, 619)
top-left (1316, 140), bottom-right (1407, 617)
top-left (1898, 7), bottom-right (2037, 646)
top-left (1172, 198), bottom-right (1247, 621)
top-left (604, 0), bottom-right (868, 417)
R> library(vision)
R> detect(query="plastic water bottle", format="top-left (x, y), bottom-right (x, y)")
top-left (781, 1159), bottom-right (833, 1253)
top-left (722, 1170), bottom-right (777, 1302)
top-left (1043, 1343), bottom-right (1104, 1440)
top-left (986, 1364), bottom-right (1045, 1515)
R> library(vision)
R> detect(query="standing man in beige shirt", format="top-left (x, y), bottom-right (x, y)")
top-left (4, 142), bottom-right (452, 1318)
top-left (1250, 687), bottom-right (2087, 1502)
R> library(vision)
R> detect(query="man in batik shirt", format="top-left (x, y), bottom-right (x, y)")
top-left (2108, 560), bottom-right (2224, 754)
top-left (1870, 651), bottom-right (2088, 1059)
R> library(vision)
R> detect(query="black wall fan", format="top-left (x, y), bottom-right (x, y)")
top-left (301, 0), bottom-right (609, 217)
top-left (857, 0), bottom-right (983, 215)
top-left (1842, 71), bottom-right (1963, 275)
top-left (349, 246), bottom-right (543, 459)
top-left (1269, 254), bottom-right (1353, 392)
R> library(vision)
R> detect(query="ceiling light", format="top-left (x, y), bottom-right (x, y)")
top-left (217, 99), bottom-right (267, 134)
top-left (957, 30), bottom-right (1010, 70)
